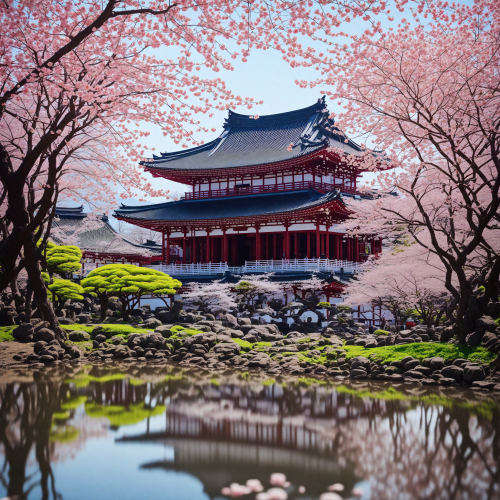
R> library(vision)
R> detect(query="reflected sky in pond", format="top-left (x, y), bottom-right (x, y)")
top-left (0, 364), bottom-right (499, 500)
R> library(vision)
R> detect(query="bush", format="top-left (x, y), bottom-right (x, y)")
top-left (374, 329), bottom-right (389, 336)
top-left (317, 302), bottom-right (331, 308)
top-left (337, 305), bottom-right (352, 312)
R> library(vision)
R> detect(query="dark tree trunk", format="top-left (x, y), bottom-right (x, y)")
top-left (25, 282), bottom-right (33, 322)
top-left (100, 295), bottom-right (108, 321)
top-left (23, 237), bottom-right (65, 339)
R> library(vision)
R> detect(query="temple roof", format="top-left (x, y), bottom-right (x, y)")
top-left (141, 97), bottom-right (365, 174)
top-left (114, 188), bottom-right (344, 223)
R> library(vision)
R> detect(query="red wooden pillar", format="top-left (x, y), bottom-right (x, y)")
top-left (307, 232), bottom-right (311, 258)
top-left (316, 222), bottom-right (320, 258)
top-left (161, 232), bottom-right (166, 262)
top-left (206, 229), bottom-right (211, 263)
top-left (182, 230), bottom-right (187, 264)
top-left (192, 236), bottom-right (197, 264)
top-left (166, 231), bottom-right (171, 265)
top-left (326, 225), bottom-right (330, 259)
top-left (284, 225), bottom-right (290, 259)
top-left (255, 226), bottom-right (261, 260)
top-left (294, 232), bottom-right (299, 258)
top-left (223, 228), bottom-right (228, 263)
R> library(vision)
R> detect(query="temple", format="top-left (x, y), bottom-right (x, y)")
top-left (114, 97), bottom-right (383, 282)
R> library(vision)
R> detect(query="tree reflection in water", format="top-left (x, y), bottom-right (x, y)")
top-left (0, 365), bottom-right (499, 500)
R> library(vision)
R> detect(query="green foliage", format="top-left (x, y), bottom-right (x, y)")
top-left (374, 329), bottom-right (389, 336)
top-left (231, 338), bottom-right (253, 351)
top-left (62, 324), bottom-right (94, 333)
top-left (337, 305), bottom-right (352, 312)
top-left (48, 279), bottom-right (84, 302)
top-left (90, 324), bottom-right (152, 339)
top-left (46, 241), bottom-right (82, 276)
top-left (85, 402), bottom-right (165, 427)
top-left (234, 281), bottom-right (256, 292)
top-left (81, 264), bottom-right (181, 297)
top-left (317, 302), bottom-right (332, 308)
top-left (0, 326), bottom-right (16, 342)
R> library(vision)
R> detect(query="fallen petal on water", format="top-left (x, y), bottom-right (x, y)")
top-left (270, 473), bottom-right (287, 486)
top-left (266, 488), bottom-right (288, 500)
top-left (319, 493), bottom-right (343, 500)
top-left (246, 479), bottom-right (264, 492)
top-left (328, 483), bottom-right (345, 492)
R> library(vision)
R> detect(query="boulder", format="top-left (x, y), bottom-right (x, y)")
top-left (482, 332), bottom-right (499, 348)
top-left (404, 359), bottom-right (421, 372)
top-left (440, 326), bottom-right (455, 342)
top-left (441, 365), bottom-right (464, 381)
top-left (68, 330), bottom-right (90, 342)
top-left (485, 302), bottom-right (500, 319)
top-left (13, 323), bottom-right (34, 342)
top-left (413, 365), bottom-right (433, 376)
top-left (429, 357), bottom-right (445, 371)
top-left (220, 314), bottom-right (238, 328)
top-left (64, 344), bottom-right (83, 359)
top-left (463, 364), bottom-right (485, 383)
top-left (248, 352), bottom-right (272, 368)
top-left (34, 340), bottom-right (47, 354)
top-left (59, 318), bottom-right (75, 325)
top-left (476, 316), bottom-right (498, 338)
top-left (403, 370), bottom-right (424, 379)
top-left (156, 310), bottom-right (174, 323)
top-left (401, 356), bottom-right (415, 367)
top-left (213, 342), bottom-right (241, 357)
top-left (95, 334), bottom-right (107, 344)
top-left (351, 356), bottom-right (370, 372)
top-left (350, 368), bottom-right (368, 378)
top-left (39, 354), bottom-right (55, 363)
top-left (34, 328), bottom-right (56, 343)
top-left (183, 332), bottom-right (217, 350)
top-left (141, 318), bottom-right (162, 329)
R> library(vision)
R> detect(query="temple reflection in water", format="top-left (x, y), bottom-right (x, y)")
top-left (0, 366), bottom-right (499, 500)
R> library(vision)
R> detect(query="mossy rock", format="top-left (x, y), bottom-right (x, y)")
top-left (374, 329), bottom-right (389, 336)
top-left (68, 330), bottom-right (91, 342)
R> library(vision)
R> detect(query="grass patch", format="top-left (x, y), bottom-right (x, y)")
top-left (62, 324), bottom-right (94, 333)
top-left (232, 338), bottom-right (253, 352)
top-left (85, 402), bottom-right (165, 427)
top-left (341, 342), bottom-right (495, 365)
top-left (0, 326), bottom-right (16, 342)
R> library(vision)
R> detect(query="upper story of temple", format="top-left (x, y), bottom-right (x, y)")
top-left (141, 96), bottom-right (372, 201)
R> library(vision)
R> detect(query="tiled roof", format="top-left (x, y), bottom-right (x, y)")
top-left (141, 97), bottom-right (365, 173)
top-left (114, 188), bottom-right (343, 222)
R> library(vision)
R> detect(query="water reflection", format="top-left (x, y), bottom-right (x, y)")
top-left (0, 365), bottom-right (499, 500)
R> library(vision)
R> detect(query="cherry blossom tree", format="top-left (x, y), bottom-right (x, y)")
top-left (182, 280), bottom-right (237, 315)
top-left (290, 0), bottom-right (500, 341)
top-left (0, 0), bottom-right (393, 336)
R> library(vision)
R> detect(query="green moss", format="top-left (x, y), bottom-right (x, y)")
top-left (231, 338), bottom-right (253, 352)
top-left (62, 324), bottom-right (94, 333)
top-left (297, 338), bottom-right (312, 344)
top-left (210, 377), bottom-right (221, 386)
top-left (61, 396), bottom-right (88, 410)
top-left (170, 325), bottom-right (202, 335)
top-left (0, 326), bottom-right (16, 342)
top-left (374, 329), bottom-right (389, 336)
top-left (50, 425), bottom-right (80, 443)
top-left (85, 402), bottom-right (165, 427)
top-left (342, 342), bottom-right (495, 365)
top-left (318, 302), bottom-right (331, 308)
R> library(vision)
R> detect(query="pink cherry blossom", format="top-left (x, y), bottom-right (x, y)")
top-left (270, 473), bottom-right (287, 486)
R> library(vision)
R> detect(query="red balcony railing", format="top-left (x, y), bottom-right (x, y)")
top-left (184, 181), bottom-right (356, 200)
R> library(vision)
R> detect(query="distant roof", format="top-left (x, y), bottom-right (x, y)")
top-left (54, 206), bottom-right (160, 255)
top-left (114, 188), bottom-right (345, 223)
top-left (141, 97), bottom-right (367, 175)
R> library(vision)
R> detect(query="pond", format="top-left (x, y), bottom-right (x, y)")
top-left (0, 364), bottom-right (499, 500)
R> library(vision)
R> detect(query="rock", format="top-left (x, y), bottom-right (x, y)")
top-left (472, 380), bottom-right (497, 390)
top-left (141, 318), bottom-right (162, 329)
top-left (452, 358), bottom-right (468, 367)
top-left (59, 318), bottom-right (75, 325)
top-left (350, 368), bottom-right (368, 378)
top-left (400, 356), bottom-right (415, 367)
top-left (156, 310), bottom-right (174, 323)
top-left (13, 323), bottom-right (34, 342)
top-left (476, 316), bottom-right (498, 339)
top-left (34, 340), bottom-right (47, 354)
top-left (485, 302), bottom-right (500, 319)
top-left (429, 357), bottom-right (445, 371)
top-left (413, 365), bottom-right (433, 376)
top-left (439, 377), bottom-right (458, 386)
top-left (64, 344), bottom-right (82, 359)
top-left (68, 330), bottom-right (91, 342)
top-left (95, 334), bottom-right (107, 343)
top-left (404, 359), bottom-right (420, 372)
top-left (482, 332), bottom-right (499, 348)
top-left (404, 370), bottom-right (424, 379)
top-left (441, 365), bottom-right (464, 381)
top-left (220, 313), bottom-right (238, 328)
top-left (463, 365), bottom-right (485, 383)
top-left (466, 330), bottom-right (483, 346)
top-left (76, 313), bottom-right (92, 323)
top-left (242, 332), bottom-right (258, 343)
top-left (183, 332), bottom-right (217, 350)
top-left (39, 354), bottom-right (55, 363)
top-left (385, 365), bottom-right (402, 375)
top-left (34, 328), bottom-right (56, 342)
top-left (248, 352), bottom-right (271, 368)
top-left (351, 356), bottom-right (371, 372)
top-left (213, 342), bottom-right (240, 357)
top-left (440, 326), bottom-right (454, 342)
